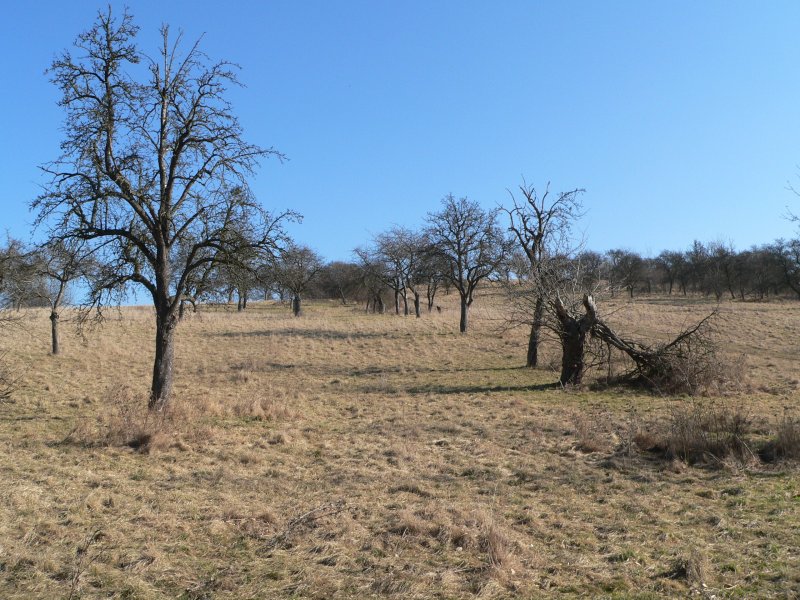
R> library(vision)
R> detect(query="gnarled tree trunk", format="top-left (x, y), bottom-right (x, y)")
top-left (554, 295), bottom-right (597, 385)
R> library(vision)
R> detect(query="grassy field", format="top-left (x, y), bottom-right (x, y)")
top-left (0, 292), bottom-right (798, 598)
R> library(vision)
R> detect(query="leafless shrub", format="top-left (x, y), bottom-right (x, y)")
top-left (0, 351), bottom-right (16, 403)
top-left (571, 414), bottom-right (606, 453)
top-left (67, 529), bottom-right (105, 600)
top-left (759, 410), bottom-right (800, 462)
top-left (775, 413), bottom-right (800, 459)
top-left (73, 385), bottom-right (173, 452)
top-left (664, 402), bottom-right (754, 465)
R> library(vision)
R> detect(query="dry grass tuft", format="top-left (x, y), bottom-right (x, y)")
top-left (664, 401), bottom-right (754, 465)
top-left (232, 394), bottom-right (295, 422)
top-left (572, 413), bottom-right (608, 453)
top-left (478, 517), bottom-right (513, 569)
top-left (760, 411), bottom-right (800, 462)
top-left (662, 549), bottom-right (709, 587)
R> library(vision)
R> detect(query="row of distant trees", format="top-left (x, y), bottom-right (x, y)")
top-left (4, 235), bottom-right (799, 309)
top-left (4, 216), bottom-right (800, 325)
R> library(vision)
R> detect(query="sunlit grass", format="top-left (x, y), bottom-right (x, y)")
top-left (0, 292), bottom-right (798, 598)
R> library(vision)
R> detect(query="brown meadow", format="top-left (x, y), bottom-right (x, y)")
top-left (0, 292), bottom-right (798, 598)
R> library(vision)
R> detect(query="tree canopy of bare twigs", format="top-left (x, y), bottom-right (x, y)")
top-left (501, 181), bottom-right (585, 367)
top-left (273, 244), bottom-right (324, 317)
top-left (426, 195), bottom-right (509, 333)
top-left (33, 7), bottom-right (294, 410)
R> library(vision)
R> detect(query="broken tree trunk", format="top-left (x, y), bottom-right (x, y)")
top-left (554, 294), bottom-right (597, 385)
top-left (553, 293), bottom-right (721, 393)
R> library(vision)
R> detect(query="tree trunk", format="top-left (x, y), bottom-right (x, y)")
top-left (459, 296), bottom-right (469, 333)
top-left (376, 295), bottom-right (384, 314)
top-left (413, 292), bottom-right (421, 318)
top-left (50, 310), bottom-right (60, 355)
top-left (526, 296), bottom-right (545, 368)
top-left (292, 294), bottom-right (301, 317)
top-left (242, 291), bottom-right (248, 310)
top-left (149, 310), bottom-right (177, 410)
top-left (237, 291), bottom-right (243, 311)
top-left (554, 295), bottom-right (597, 386)
top-left (402, 291), bottom-right (409, 316)
top-left (394, 289), bottom-right (400, 315)
top-left (427, 282), bottom-right (437, 312)
top-left (559, 318), bottom-right (587, 384)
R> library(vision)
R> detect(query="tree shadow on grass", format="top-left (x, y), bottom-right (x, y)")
top-left (406, 382), bottom-right (561, 395)
top-left (212, 328), bottom-right (403, 340)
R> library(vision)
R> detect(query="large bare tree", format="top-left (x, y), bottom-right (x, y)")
top-left (426, 195), bottom-right (508, 333)
top-left (34, 8), bottom-right (291, 409)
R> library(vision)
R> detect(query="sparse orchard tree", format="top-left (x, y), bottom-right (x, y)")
top-left (374, 229), bottom-right (410, 315)
top-left (655, 250), bottom-right (684, 295)
top-left (34, 8), bottom-right (292, 410)
top-left (772, 239), bottom-right (800, 299)
top-left (274, 243), bottom-right (323, 316)
top-left (34, 240), bottom-right (93, 354)
top-left (574, 250), bottom-right (605, 291)
top-left (607, 249), bottom-right (644, 298)
top-left (0, 238), bottom-right (47, 310)
top-left (426, 194), bottom-right (508, 333)
top-left (420, 247), bottom-right (450, 313)
top-left (374, 227), bottom-right (430, 317)
top-left (354, 246), bottom-right (388, 314)
top-left (316, 261), bottom-right (362, 305)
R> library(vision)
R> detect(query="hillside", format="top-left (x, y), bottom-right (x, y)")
top-left (0, 294), bottom-right (798, 598)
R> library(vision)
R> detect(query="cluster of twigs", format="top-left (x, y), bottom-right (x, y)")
top-left (265, 499), bottom-right (347, 550)
top-left (591, 311), bottom-right (726, 395)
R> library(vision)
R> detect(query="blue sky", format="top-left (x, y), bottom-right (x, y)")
top-left (2, 1), bottom-right (799, 261)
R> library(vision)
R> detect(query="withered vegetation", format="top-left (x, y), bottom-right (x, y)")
top-left (0, 293), bottom-right (798, 598)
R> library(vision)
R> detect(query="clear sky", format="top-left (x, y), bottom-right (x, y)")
top-left (2, 1), bottom-right (799, 262)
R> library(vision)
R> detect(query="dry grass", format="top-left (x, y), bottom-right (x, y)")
top-left (0, 293), bottom-right (798, 598)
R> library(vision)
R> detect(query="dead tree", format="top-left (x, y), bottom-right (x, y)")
top-left (553, 294), bottom-right (724, 394)
top-left (554, 294), bottom-right (597, 385)
top-left (503, 181), bottom-right (585, 367)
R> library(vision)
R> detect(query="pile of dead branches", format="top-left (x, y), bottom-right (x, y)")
top-left (552, 294), bottom-right (739, 395)
top-left (591, 311), bottom-right (735, 395)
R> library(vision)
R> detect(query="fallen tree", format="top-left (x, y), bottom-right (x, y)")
top-left (554, 294), bottom-right (729, 394)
